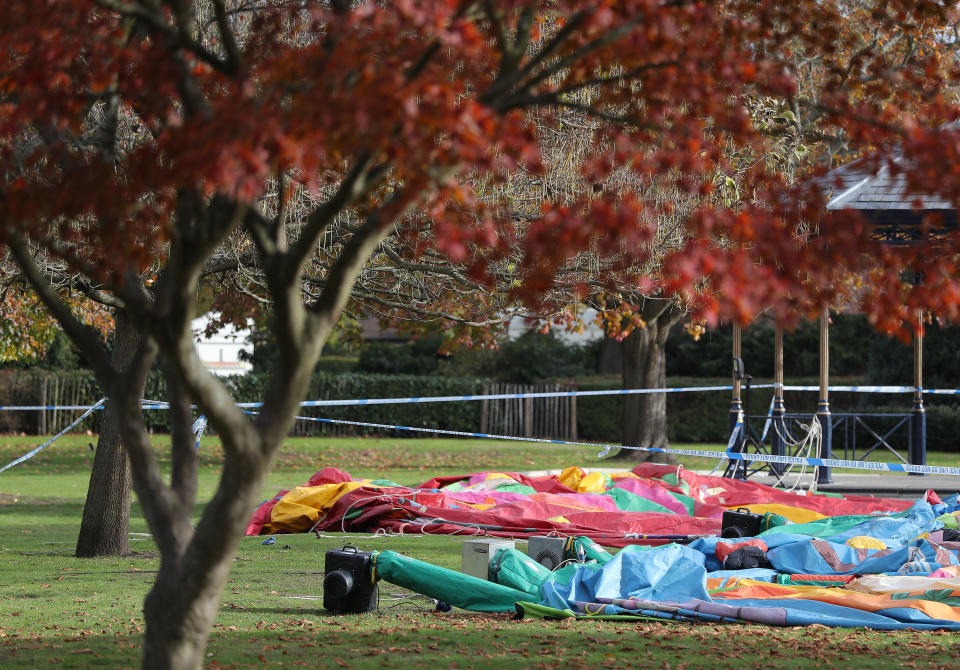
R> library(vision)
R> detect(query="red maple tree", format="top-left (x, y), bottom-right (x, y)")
top-left (2, 2), bottom-right (959, 667)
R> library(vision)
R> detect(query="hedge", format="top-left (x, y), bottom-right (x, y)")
top-left (0, 370), bottom-right (485, 438)
top-left (576, 376), bottom-right (739, 444)
top-left (224, 372), bottom-right (485, 436)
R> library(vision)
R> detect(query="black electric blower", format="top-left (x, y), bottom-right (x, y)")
top-left (323, 545), bottom-right (378, 614)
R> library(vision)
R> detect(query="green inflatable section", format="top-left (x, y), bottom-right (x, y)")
top-left (574, 536), bottom-right (614, 564)
top-left (603, 487), bottom-right (674, 514)
top-left (938, 512), bottom-right (959, 530)
top-left (514, 601), bottom-right (673, 622)
top-left (372, 550), bottom-right (533, 612)
top-left (759, 513), bottom-right (882, 538)
top-left (489, 548), bottom-right (551, 594)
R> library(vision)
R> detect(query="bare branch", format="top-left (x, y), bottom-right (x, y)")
top-left (7, 234), bottom-right (115, 377)
top-left (287, 153), bottom-right (390, 272)
top-left (212, 0), bottom-right (243, 73)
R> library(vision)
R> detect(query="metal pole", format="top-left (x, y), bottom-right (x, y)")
top-left (909, 308), bottom-right (926, 474)
top-left (730, 322), bottom-right (743, 438)
top-left (816, 308), bottom-right (833, 484)
top-left (771, 316), bottom-right (786, 476)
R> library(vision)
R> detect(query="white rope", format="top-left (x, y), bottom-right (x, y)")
top-left (770, 417), bottom-right (822, 493)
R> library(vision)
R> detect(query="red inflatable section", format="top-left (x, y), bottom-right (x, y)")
top-left (247, 464), bottom-right (914, 544)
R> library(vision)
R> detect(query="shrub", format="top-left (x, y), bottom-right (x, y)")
top-left (225, 371), bottom-right (485, 437)
top-left (357, 338), bottom-right (443, 375)
top-left (492, 331), bottom-right (594, 383)
top-left (667, 314), bottom-right (875, 379)
top-left (921, 403), bottom-right (960, 454)
top-left (576, 376), bottom-right (744, 444)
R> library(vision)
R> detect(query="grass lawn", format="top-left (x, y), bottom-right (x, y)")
top-left (2, 434), bottom-right (960, 669)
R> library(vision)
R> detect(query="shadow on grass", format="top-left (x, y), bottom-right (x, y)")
top-left (10, 621), bottom-right (959, 670)
top-left (0, 501), bottom-right (86, 518)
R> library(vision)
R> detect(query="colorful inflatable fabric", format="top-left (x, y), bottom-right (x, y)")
top-left (365, 514), bottom-right (960, 629)
top-left (247, 463), bottom-right (916, 545)
top-left (275, 465), bottom-right (960, 629)
top-left (366, 497), bottom-right (960, 629)
top-left (522, 511), bottom-right (960, 629)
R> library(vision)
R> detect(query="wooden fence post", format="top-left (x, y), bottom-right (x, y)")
top-left (569, 391), bottom-right (577, 441)
top-left (524, 393), bottom-right (533, 438)
top-left (480, 383), bottom-right (489, 435)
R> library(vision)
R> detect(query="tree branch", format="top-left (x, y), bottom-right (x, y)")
top-left (7, 234), bottom-right (115, 378)
top-left (163, 355), bottom-right (198, 510)
top-left (482, 8), bottom-right (586, 103)
top-left (212, 0), bottom-right (242, 73)
top-left (287, 153), bottom-right (390, 273)
top-left (112, 335), bottom-right (192, 559)
top-left (73, 280), bottom-right (125, 310)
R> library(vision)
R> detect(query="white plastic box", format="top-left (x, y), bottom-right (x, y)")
top-left (460, 539), bottom-right (516, 580)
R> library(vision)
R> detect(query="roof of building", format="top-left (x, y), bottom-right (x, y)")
top-left (823, 155), bottom-right (953, 212)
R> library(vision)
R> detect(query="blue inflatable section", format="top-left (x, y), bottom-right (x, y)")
top-left (536, 493), bottom-right (960, 629)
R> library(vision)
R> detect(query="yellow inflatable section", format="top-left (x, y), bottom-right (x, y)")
top-left (737, 503), bottom-right (827, 524)
top-left (264, 482), bottom-right (367, 534)
top-left (559, 465), bottom-right (632, 493)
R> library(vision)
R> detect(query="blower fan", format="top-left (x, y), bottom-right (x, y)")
top-left (323, 545), bottom-right (378, 614)
top-left (528, 536), bottom-right (567, 570)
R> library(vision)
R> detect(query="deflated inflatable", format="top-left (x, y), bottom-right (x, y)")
top-left (365, 494), bottom-right (960, 630)
top-left (269, 464), bottom-right (960, 628)
top-left (248, 463), bottom-right (916, 545)
top-left (517, 511), bottom-right (960, 629)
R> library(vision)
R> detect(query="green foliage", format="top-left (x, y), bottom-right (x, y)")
top-left (237, 323), bottom-right (277, 373)
top-left (358, 337), bottom-right (444, 375)
top-left (225, 371), bottom-right (485, 436)
top-left (667, 314), bottom-right (874, 378)
top-left (39, 331), bottom-right (83, 370)
top-left (438, 332), bottom-right (598, 384)
top-left (867, 320), bottom-right (960, 389)
top-left (925, 404), bottom-right (960, 453)
top-left (313, 355), bottom-right (358, 375)
top-left (240, 313), bottom-right (362, 375)
top-left (494, 332), bottom-right (594, 383)
top-left (435, 344), bottom-right (500, 379)
top-left (861, 320), bottom-right (960, 455)
top-left (574, 376), bottom-right (624, 442)
top-left (576, 376), bottom-right (734, 444)
top-left (0, 329), bottom-right (85, 371)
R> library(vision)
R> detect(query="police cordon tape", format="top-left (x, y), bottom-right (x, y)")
top-left (0, 382), bottom-right (957, 414)
top-left (232, 410), bottom-right (960, 477)
top-left (0, 385), bottom-right (739, 411)
top-left (0, 398), bottom-right (105, 474)
top-left (3, 383), bottom-right (960, 476)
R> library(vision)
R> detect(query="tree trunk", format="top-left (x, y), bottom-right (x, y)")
top-left (136, 415), bottom-right (273, 669)
top-left (133, 313), bottom-right (324, 669)
top-left (139, 473), bottom-right (261, 670)
top-left (75, 312), bottom-right (140, 557)
top-left (616, 300), bottom-right (684, 462)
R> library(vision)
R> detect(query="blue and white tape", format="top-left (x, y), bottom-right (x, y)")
top-left (2, 383), bottom-right (960, 414)
top-left (250, 411), bottom-right (960, 477)
top-left (0, 398), bottom-right (106, 474)
top-left (192, 415), bottom-right (208, 449)
top-left (5, 382), bottom-right (960, 477)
